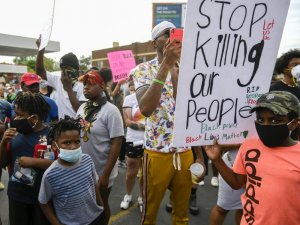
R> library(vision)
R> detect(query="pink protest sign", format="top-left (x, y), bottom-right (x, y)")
top-left (107, 50), bottom-right (136, 82)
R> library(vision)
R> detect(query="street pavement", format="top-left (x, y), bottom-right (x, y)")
top-left (0, 165), bottom-right (235, 225)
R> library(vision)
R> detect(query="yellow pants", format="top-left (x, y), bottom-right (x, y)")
top-left (140, 149), bottom-right (193, 225)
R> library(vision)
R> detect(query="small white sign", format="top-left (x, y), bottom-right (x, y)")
top-left (39, 0), bottom-right (56, 51)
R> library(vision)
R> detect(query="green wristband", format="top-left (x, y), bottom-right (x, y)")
top-left (153, 78), bottom-right (165, 85)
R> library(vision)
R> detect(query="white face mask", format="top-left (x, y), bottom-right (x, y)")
top-left (291, 65), bottom-right (300, 79)
top-left (55, 142), bottom-right (82, 163)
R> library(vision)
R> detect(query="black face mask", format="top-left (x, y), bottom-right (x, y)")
top-left (12, 117), bottom-right (35, 135)
top-left (255, 122), bottom-right (290, 147)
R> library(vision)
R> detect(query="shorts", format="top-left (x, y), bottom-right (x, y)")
top-left (217, 150), bottom-right (244, 210)
top-left (126, 142), bottom-right (144, 158)
top-left (89, 212), bottom-right (105, 225)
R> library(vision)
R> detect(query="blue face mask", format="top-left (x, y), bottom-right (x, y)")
top-left (58, 146), bottom-right (82, 163)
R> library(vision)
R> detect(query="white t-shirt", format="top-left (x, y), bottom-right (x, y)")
top-left (76, 101), bottom-right (124, 187)
top-left (46, 71), bottom-right (87, 118)
top-left (122, 93), bottom-right (145, 142)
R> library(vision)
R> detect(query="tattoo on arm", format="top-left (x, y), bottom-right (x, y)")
top-left (129, 123), bottom-right (139, 130)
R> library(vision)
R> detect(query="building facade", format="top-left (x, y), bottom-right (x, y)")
top-left (92, 41), bottom-right (156, 68)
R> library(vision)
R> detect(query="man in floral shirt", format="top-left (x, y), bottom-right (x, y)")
top-left (133, 21), bottom-right (204, 225)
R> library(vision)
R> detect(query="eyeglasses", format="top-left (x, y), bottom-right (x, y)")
top-left (156, 30), bottom-right (170, 40)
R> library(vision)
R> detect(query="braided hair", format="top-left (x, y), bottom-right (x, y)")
top-left (47, 116), bottom-right (82, 144)
top-left (14, 92), bottom-right (50, 121)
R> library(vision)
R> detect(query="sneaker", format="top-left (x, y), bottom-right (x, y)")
top-left (198, 180), bottom-right (205, 186)
top-left (120, 194), bottom-right (132, 209)
top-left (165, 202), bottom-right (172, 213)
top-left (118, 160), bottom-right (127, 168)
top-left (0, 182), bottom-right (4, 191)
top-left (189, 194), bottom-right (200, 215)
top-left (211, 176), bottom-right (219, 187)
top-left (137, 196), bottom-right (143, 213)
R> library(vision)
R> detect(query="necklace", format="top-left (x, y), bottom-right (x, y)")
top-left (281, 80), bottom-right (298, 87)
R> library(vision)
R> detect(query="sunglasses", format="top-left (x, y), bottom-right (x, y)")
top-left (156, 30), bottom-right (170, 40)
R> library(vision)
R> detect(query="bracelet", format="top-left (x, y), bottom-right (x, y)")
top-left (153, 78), bottom-right (165, 85)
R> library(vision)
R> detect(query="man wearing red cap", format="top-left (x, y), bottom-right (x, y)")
top-left (11, 72), bottom-right (58, 124)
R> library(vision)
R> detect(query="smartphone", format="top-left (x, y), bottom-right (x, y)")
top-left (169, 28), bottom-right (184, 43)
top-left (64, 69), bottom-right (79, 79)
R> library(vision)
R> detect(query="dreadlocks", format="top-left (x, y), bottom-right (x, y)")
top-left (47, 116), bottom-right (82, 144)
top-left (14, 92), bottom-right (50, 121)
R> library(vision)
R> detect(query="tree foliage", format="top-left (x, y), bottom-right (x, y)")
top-left (13, 55), bottom-right (91, 73)
top-left (13, 56), bottom-right (59, 72)
top-left (79, 55), bottom-right (91, 71)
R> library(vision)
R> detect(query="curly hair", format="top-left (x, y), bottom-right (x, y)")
top-left (275, 49), bottom-right (300, 75)
top-left (14, 92), bottom-right (50, 121)
top-left (47, 116), bottom-right (82, 144)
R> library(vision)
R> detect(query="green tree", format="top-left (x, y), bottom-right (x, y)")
top-left (79, 55), bottom-right (91, 71)
top-left (13, 56), bottom-right (59, 72)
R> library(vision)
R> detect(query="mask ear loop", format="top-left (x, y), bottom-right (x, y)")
top-left (287, 120), bottom-right (298, 136)
top-left (27, 115), bottom-right (39, 128)
top-left (54, 142), bottom-right (61, 154)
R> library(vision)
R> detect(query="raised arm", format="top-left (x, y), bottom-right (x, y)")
top-left (35, 37), bottom-right (47, 80)
top-left (136, 39), bottom-right (181, 117)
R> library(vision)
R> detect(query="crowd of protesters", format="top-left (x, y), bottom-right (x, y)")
top-left (0, 20), bottom-right (300, 225)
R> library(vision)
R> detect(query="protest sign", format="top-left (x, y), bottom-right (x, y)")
top-left (173, 0), bottom-right (291, 146)
top-left (107, 50), bottom-right (136, 82)
top-left (39, 0), bottom-right (55, 51)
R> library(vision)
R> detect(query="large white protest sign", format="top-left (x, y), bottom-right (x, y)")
top-left (173, 0), bottom-right (291, 146)
top-left (39, 0), bottom-right (56, 51)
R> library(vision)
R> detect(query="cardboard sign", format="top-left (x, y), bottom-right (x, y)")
top-left (39, 0), bottom-right (56, 51)
top-left (107, 50), bottom-right (136, 82)
top-left (173, 0), bottom-right (291, 146)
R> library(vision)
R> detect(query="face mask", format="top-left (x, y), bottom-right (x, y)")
top-left (12, 116), bottom-right (37, 135)
top-left (255, 122), bottom-right (290, 147)
top-left (291, 65), bottom-right (300, 79)
top-left (58, 146), bottom-right (82, 163)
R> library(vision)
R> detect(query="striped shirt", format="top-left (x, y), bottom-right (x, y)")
top-left (39, 154), bottom-right (103, 225)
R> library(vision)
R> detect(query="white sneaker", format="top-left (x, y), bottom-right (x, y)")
top-left (137, 196), bottom-right (143, 213)
top-left (120, 194), bottom-right (132, 209)
top-left (211, 176), bottom-right (219, 187)
top-left (198, 180), bottom-right (205, 186)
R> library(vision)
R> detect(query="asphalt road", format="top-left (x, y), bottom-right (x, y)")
top-left (0, 165), bottom-right (235, 225)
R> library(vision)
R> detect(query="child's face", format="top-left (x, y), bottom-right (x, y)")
top-left (83, 82), bottom-right (103, 101)
top-left (14, 105), bottom-right (38, 129)
top-left (255, 108), bottom-right (292, 147)
top-left (55, 130), bottom-right (80, 150)
top-left (255, 108), bottom-right (289, 125)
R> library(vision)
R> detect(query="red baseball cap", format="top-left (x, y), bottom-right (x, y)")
top-left (20, 73), bottom-right (40, 85)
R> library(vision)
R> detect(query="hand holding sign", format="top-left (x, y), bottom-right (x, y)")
top-left (107, 50), bottom-right (136, 83)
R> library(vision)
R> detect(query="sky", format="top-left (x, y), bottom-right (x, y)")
top-left (0, 0), bottom-right (299, 63)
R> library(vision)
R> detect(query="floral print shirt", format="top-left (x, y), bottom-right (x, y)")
top-left (133, 58), bottom-right (189, 153)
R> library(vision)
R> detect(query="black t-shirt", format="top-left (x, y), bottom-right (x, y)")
top-left (270, 81), bottom-right (300, 100)
top-left (7, 127), bottom-right (49, 204)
